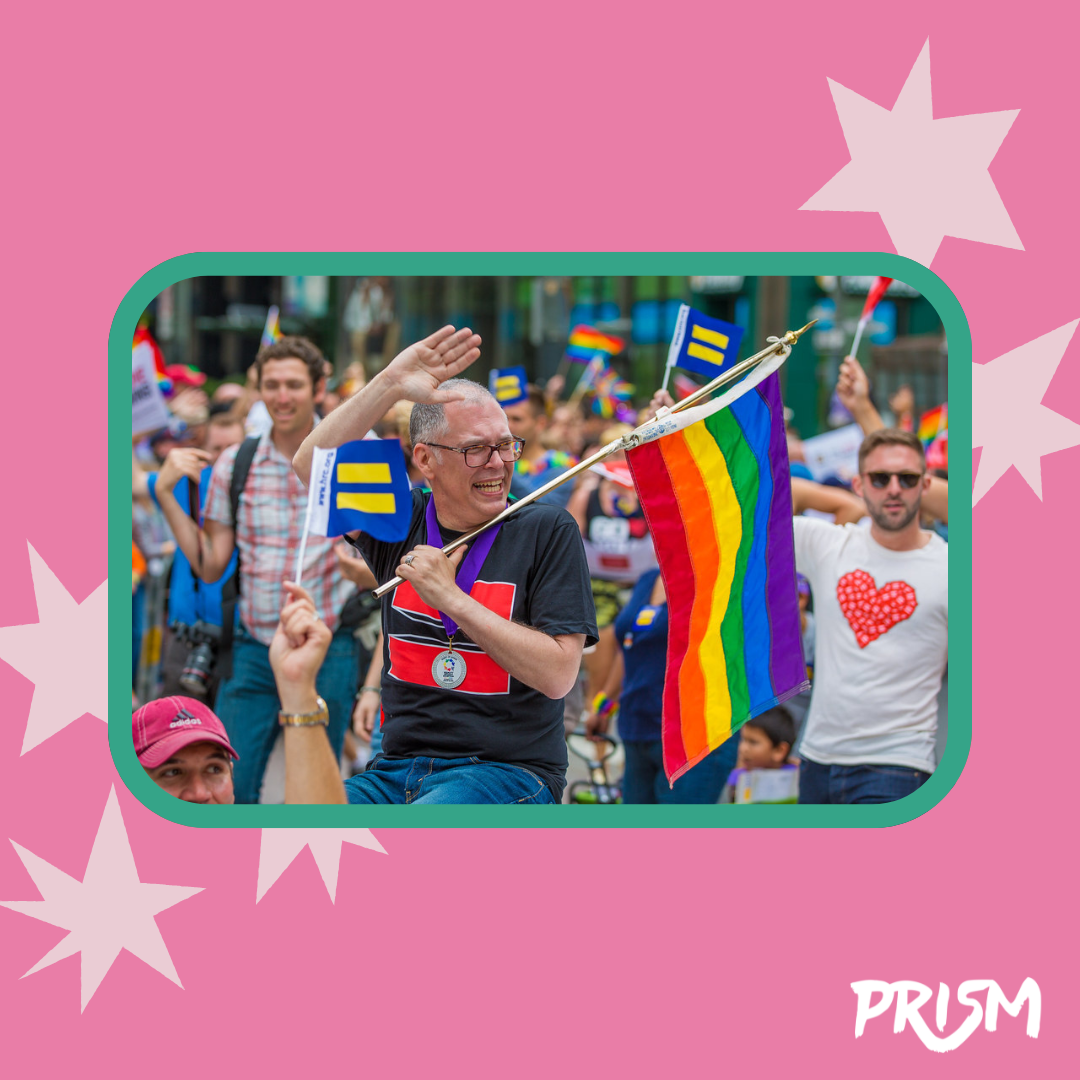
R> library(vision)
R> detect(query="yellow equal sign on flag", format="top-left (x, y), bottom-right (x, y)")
top-left (495, 375), bottom-right (522, 402)
top-left (335, 462), bottom-right (397, 514)
top-left (686, 323), bottom-right (729, 367)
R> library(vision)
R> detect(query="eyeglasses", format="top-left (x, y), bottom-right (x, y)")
top-left (867, 471), bottom-right (925, 489)
top-left (423, 438), bottom-right (525, 467)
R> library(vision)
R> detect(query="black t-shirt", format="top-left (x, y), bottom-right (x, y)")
top-left (352, 489), bottom-right (598, 800)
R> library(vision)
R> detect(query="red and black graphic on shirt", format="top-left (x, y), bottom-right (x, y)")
top-left (836, 569), bottom-right (918, 649)
top-left (387, 578), bottom-right (518, 694)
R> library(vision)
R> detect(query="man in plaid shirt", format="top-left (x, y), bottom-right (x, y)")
top-left (154, 337), bottom-right (361, 803)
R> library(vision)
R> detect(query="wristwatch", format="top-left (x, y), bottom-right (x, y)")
top-left (278, 695), bottom-right (330, 727)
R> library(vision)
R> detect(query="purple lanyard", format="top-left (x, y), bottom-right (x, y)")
top-left (424, 495), bottom-right (504, 640)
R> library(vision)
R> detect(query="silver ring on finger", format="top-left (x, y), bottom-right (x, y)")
top-left (403, 554), bottom-right (416, 566)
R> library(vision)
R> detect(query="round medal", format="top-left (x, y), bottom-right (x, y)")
top-left (432, 649), bottom-right (468, 690)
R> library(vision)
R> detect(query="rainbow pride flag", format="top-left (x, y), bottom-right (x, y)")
top-left (566, 325), bottom-right (624, 363)
top-left (133, 326), bottom-right (171, 394)
top-left (918, 403), bottom-right (947, 445)
top-left (626, 358), bottom-right (808, 783)
top-left (261, 305), bottom-right (281, 348)
top-left (590, 366), bottom-right (635, 421)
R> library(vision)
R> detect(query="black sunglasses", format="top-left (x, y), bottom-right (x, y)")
top-left (867, 471), bottom-right (924, 489)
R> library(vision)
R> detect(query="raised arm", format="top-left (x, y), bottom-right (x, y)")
top-left (270, 583), bottom-right (347, 805)
top-left (836, 354), bottom-right (886, 435)
top-left (293, 325), bottom-right (482, 486)
top-left (790, 476), bottom-right (866, 525)
top-left (921, 476), bottom-right (948, 524)
top-left (152, 448), bottom-right (236, 583)
top-left (835, 355), bottom-right (947, 524)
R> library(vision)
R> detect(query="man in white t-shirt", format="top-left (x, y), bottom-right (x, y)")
top-left (794, 428), bottom-right (947, 804)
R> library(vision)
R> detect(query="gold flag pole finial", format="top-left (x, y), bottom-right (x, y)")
top-left (782, 319), bottom-right (818, 347)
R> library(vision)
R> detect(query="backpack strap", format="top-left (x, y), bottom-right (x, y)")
top-left (216, 436), bottom-right (261, 682)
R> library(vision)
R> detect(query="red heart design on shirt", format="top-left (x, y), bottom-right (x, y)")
top-left (836, 570), bottom-right (918, 649)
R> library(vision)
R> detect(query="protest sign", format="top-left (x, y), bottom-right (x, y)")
top-left (800, 422), bottom-right (863, 483)
top-left (132, 339), bottom-right (171, 436)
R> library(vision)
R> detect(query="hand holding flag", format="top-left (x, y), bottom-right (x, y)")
top-left (372, 321), bottom-right (815, 605)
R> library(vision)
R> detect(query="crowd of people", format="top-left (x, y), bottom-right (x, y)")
top-left (131, 322), bottom-right (948, 807)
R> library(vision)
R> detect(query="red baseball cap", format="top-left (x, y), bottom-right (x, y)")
top-left (164, 363), bottom-right (207, 388)
top-left (133, 696), bottom-right (239, 769)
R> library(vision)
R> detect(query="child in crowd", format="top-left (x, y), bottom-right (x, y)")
top-left (720, 707), bottom-right (798, 804)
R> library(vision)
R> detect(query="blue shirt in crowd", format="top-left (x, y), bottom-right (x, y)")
top-left (147, 467), bottom-right (238, 627)
top-left (612, 568), bottom-right (668, 742)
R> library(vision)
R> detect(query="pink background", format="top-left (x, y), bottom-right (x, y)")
top-left (0, 1), bottom-right (1073, 1074)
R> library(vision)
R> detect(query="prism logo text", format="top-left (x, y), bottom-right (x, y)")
top-left (852, 979), bottom-right (1040, 1052)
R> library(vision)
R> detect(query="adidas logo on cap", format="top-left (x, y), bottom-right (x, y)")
top-left (169, 707), bottom-right (203, 729)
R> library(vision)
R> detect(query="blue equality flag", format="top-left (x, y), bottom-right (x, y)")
top-left (664, 303), bottom-right (745, 379)
top-left (488, 365), bottom-right (529, 406)
top-left (305, 438), bottom-right (412, 542)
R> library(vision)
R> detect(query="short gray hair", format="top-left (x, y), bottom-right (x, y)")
top-left (409, 379), bottom-right (496, 448)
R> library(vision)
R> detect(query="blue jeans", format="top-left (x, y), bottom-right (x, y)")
top-left (621, 738), bottom-right (735, 804)
top-left (215, 624), bottom-right (359, 804)
top-left (344, 756), bottom-right (556, 804)
top-left (798, 757), bottom-right (930, 804)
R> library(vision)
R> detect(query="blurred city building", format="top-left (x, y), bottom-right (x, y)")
top-left (146, 274), bottom-right (946, 436)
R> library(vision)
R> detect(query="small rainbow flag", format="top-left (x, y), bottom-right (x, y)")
top-left (261, 305), bottom-right (281, 348)
top-left (566, 325), bottom-right (624, 363)
top-left (626, 356), bottom-right (808, 783)
top-left (590, 365), bottom-right (635, 420)
top-left (918, 403), bottom-right (947, 445)
top-left (133, 326), bottom-right (171, 394)
top-left (926, 430), bottom-right (948, 471)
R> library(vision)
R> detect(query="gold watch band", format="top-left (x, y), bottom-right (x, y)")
top-left (278, 695), bottom-right (330, 727)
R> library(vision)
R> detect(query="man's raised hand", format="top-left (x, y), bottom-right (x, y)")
top-left (384, 325), bottom-right (482, 404)
top-left (836, 354), bottom-right (870, 413)
top-left (269, 582), bottom-right (333, 693)
top-left (640, 387), bottom-right (675, 423)
top-left (158, 447), bottom-right (212, 490)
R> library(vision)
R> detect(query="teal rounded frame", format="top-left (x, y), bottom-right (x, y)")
top-left (110, 252), bottom-right (970, 829)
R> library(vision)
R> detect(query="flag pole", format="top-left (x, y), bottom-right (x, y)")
top-left (371, 321), bottom-right (816, 600)
top-left (659, 302), bottom-right (690, 396)
top-left (292, 449), bottom-right (324, 586)
top-left (849, 318), bottom-right (868, 359)
top-left (293, 500), bottom-right (313, 587)
top-left (567, 355), bottom-right (603, 406)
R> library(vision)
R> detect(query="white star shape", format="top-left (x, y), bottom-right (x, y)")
top-left (0, 787), bottom-right (203, 1011)
top-left (973, 320), bottom-right (1080, 505)
top-left (0, 543), bottom-right (107, 754)
top-left (801, 38), bottom-right (1022, 266)
top-left (256, 828), bottom-right (386, 903)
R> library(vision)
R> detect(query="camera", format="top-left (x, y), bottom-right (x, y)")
top-left (172, 620), bottom-right (222, 697)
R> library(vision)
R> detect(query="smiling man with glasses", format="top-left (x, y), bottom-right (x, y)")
top-left (291, 326), bottom-right (598, 805)
top-left (792, 428), bottom-right (948, 805)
